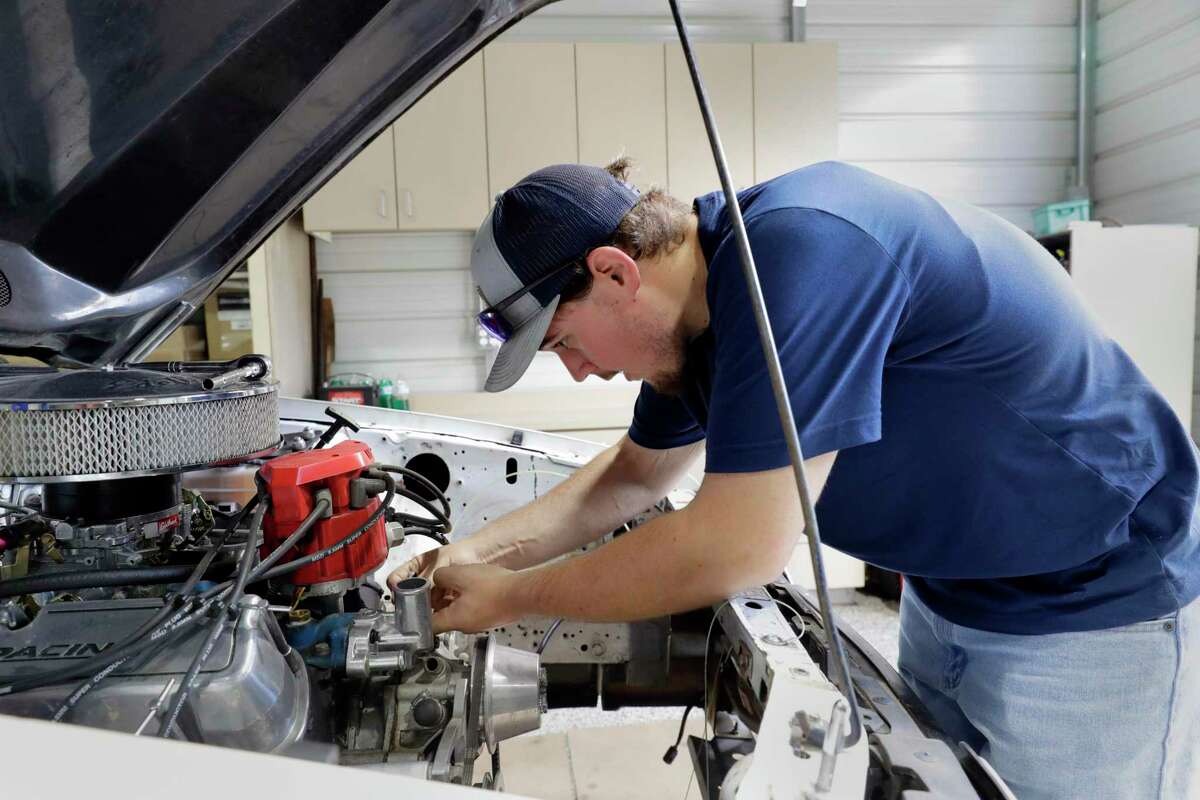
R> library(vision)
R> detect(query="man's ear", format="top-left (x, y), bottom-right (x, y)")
top-left (586, 246), bottom-right (641, 300)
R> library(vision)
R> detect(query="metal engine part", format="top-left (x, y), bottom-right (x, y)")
top-left (0, 366), bottom-right (279, 481)
top-left (346, 577), bottom-right (436, 677)
top-left (478, 634), bottom-right (543, 749)
top-left (331, 579), bottom-right (544, 784)
top-left (0, 594), bottom-right (308, 751)
top-left (44, 502), bottom-right (191, 571)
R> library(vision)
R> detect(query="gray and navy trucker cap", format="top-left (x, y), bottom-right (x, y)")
top-left (472, 164), bottom-right (639, 392)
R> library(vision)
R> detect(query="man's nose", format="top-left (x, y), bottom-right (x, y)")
top-left (557, 350), bottom-right (594, 382)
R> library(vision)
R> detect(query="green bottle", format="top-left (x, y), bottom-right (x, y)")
top-left (377, 377), bottom-right (394, 409)
top-left (393, 379), bottom-right (410, 411)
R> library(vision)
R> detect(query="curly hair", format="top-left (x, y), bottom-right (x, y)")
top-left (558, 157), bottom-right (694, 304)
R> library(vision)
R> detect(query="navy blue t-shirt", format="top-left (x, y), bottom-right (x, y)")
top-left (629, 162), bottom-right (1200, 635)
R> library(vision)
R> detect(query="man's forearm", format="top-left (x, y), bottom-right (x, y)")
top-left (512, 495), bottom-right (796, 622)
top-left (467, 437), bottom-right (696, 570)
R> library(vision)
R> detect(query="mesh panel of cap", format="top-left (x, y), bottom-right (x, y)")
top-left (491, 164), bottom-right (638, 306)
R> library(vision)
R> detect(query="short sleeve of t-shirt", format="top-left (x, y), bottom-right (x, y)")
top-left (705, 208), bottom-right (911, 472)
top-left (628, 382), bottom-right (705, 450)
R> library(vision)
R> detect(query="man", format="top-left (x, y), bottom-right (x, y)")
top-left (388, 159), bottom-right (1198, 799)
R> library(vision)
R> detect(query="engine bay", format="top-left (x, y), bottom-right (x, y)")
top-left (0, 363), bottom-right (548, 786)
top-left (0, 362), bottom-right (1002, 798)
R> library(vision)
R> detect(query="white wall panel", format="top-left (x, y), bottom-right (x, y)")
top-left (320, 271), bottom-right (473, 321)
top-left (816, 6), bottom-right (1076, 234)
top-left (1097, 177), bottom-right (1200, 225)
top-left (840, 72), bottom-right (1075, 115)
top-left (1095, 127), bottom-right (1200, 202)
top-left (1096, 18), bottom-right (1200, 109)
top-left (839, 118), bottom-right (1074, 162)
top-left (334, 317), bottom-right (477, 362)
top-left (805, 0), bottom-right (1076, 26)
top-left (854, 162), bottom-right (1069, 207)
top-left (331, 358), bottom-right (483, 393)
top-left (1097, 73), bottom-right (1200, 154)
top-left (815, 25), bottom-right (1074, 72)
top-left (316, 233), bottom-right (481, 393)
top-left (1096, 0), bottom-right (1200, 62)
top-left (316, 232), bottom-right (471, 273)
top-left (1094, 0), bottom-right (1200, 433)
top-left (1099, 0), bottom-right (1136, 14)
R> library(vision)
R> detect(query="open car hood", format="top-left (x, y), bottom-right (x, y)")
top-left (0, 0), bottom-right (549, 366)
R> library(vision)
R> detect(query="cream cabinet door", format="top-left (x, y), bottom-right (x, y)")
top-left (576, 43), bottom-right (668, 190)
top-left (484, 43), bottom-right (578, 195)
top-left (393, 54), bottom-right (489, 230)
top-left (302, 130), bottom-right (397, 232)
top-left (666, 43), bottom-right (754, 203)
top-left (753, 43), bottom-right (838, 183)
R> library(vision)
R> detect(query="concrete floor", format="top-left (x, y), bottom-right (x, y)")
top-left (499, 590), bottom-right (900, 799)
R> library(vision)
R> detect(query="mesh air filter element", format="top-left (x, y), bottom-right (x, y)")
top-left (0, 368), bottom-right (279, 481)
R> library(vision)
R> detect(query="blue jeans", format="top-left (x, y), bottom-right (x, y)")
top-left (898, 587), bottom-right (1200, 800)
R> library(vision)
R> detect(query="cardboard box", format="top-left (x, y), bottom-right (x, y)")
top-left (204, 290), bottom-right (254, 360)
top-left (144, 324), bottom-right (208, 363)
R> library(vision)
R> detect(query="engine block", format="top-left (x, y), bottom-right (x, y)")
top-left (0, 594), bottom-right (309, 751)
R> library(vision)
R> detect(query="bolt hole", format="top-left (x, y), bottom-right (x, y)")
top-left (745, 601), bottom-right (763, 610)
top-left (580, 644), bottom-right (589, 652)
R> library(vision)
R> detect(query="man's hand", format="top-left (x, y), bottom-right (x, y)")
top-left (429, 564), bottom-right (529, 634)
top-left (386, 540), bottom-right (479, 593)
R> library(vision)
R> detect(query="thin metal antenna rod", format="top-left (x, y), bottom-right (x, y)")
top-left (666, 0), bottom-right (862, 748)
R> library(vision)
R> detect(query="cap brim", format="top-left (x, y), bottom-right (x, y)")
top-left (484, 295), bottom-right (559, 392)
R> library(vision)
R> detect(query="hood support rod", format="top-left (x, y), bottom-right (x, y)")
top-left (666, 0), bottom-right (863, 749)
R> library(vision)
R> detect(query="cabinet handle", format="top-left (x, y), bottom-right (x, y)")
top-left (378, 190), bottom-right (388, 219)
top-left (403, 189), bottom-right (414, 218)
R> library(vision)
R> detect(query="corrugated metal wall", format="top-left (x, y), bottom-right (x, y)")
top-left (320, 0), bottom-right (1081, 393)
top-left (1093, 0), bottom-right (1200, 428)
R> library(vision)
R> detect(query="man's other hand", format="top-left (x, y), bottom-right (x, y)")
top-left (386, 540), bottom-right (478, 593)
top-left (429, 564), bottom-right (527, 634)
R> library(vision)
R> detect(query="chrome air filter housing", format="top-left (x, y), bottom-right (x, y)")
top-left (0, 367), bottom-right (279, 482)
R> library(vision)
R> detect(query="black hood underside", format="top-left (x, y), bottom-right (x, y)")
top-left (0, 0), bottom-right (549, 366)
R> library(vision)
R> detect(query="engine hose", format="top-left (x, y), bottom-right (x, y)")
top-left (252, 497), bottom-right (329, 578)
top-left (0, 565), bottom-right (205, 599)
top-left (537, 618), bottom-right (564, 655)
top-left (376, 464), bottom-right (451, 518)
